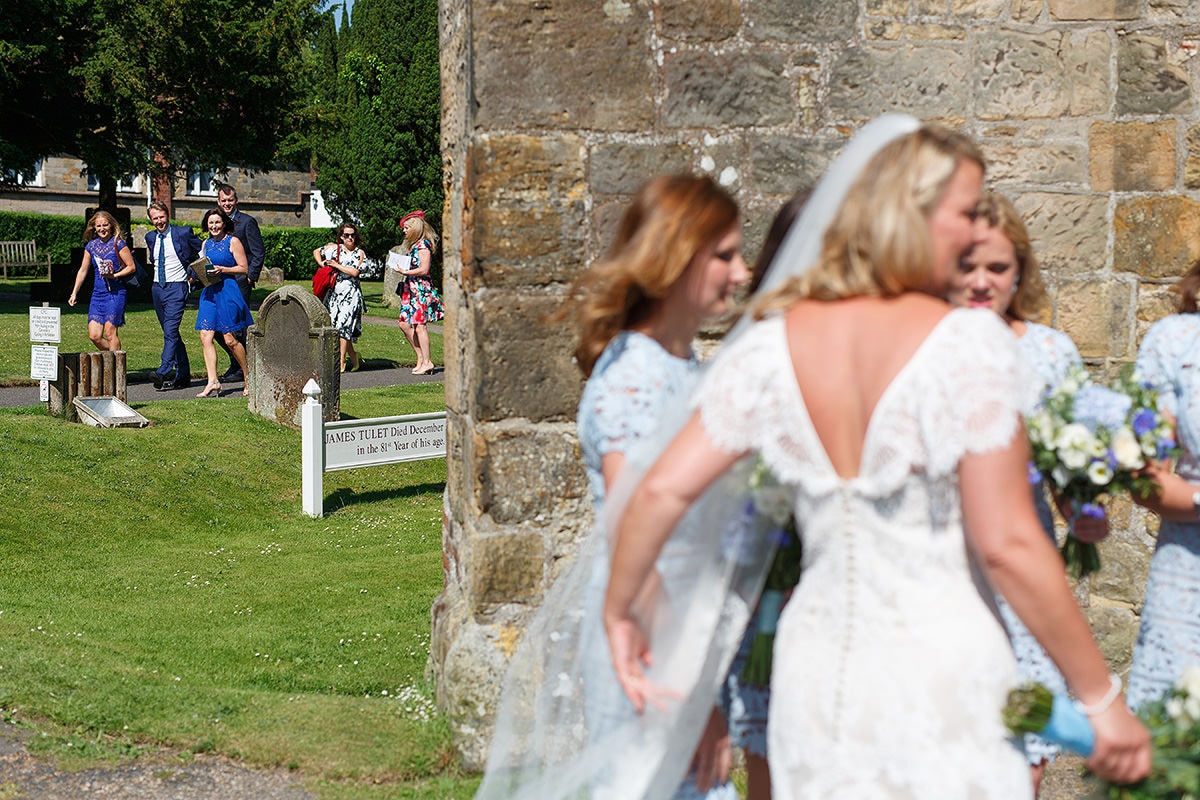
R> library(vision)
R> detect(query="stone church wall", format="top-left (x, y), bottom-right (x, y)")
top-left (434, 0), bottom-right (1200, 767)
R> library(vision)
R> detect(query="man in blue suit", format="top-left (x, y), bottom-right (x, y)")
top-left (216, 183), bottom-right (264, 382)
top-left (146, 201), bottom-right (202, 391)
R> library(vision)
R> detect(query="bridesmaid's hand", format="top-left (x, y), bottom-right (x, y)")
top-left (1085, 700), bottom-right (1151, 785)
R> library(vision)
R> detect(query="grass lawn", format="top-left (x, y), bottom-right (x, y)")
top-left (0, 378), bottom-right (477, 797)
top-left (0, 278), bottom-right (442, 388)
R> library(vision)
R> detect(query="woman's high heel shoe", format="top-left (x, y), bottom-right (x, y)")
top-left (350, 352), bottom-right (361, 372)
top-left (196, 382), bottom-right (221, 398)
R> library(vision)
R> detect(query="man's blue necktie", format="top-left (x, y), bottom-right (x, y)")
top-left (157, 234), bottom-right (166, 287)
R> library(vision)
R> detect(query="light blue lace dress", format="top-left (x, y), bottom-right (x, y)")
top-left (1128, 313), bottom-right (1200, 711)
top-left (577, 331), bottom-right (738, 800)
top-left (999, 321), bottom-right (1082, 765)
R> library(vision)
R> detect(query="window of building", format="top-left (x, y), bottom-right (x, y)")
top-left (186, 169), bottom-right (222, 197)
top-left (87, 172), bottom-right (144, 193)
top-left (1, 159), bottom-right (44, 187)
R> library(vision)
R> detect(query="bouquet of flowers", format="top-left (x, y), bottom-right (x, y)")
top-left (1026, 366), bottom-right (1176, 578)
top-left (739, 460), bottom-right (802, 688)
top-left (1003, 667), bottom-right (1200, 799)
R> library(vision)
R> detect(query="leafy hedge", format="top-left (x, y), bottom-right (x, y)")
top-left (0, 211), bottom-right (338, 280)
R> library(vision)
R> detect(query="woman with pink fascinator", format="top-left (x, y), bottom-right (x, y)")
top-left (392, 210), bottom-right (445, 375)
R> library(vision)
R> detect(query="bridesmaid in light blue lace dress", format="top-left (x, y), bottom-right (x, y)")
top-left (947, 192), bottom-right (1095, 794)
top-left (572, 175), bottom-right (749, 800)
top-left (1128, 263), bottom-right (1200, 711)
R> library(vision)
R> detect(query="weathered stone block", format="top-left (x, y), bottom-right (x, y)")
top-left (470, 530), bottom-right (545, 608)
top-left (1114, 196), bottom-right (1200, 279)
top-left (1049, 0), bottom-right (1140, 19)
top-left (437, 617), bottom-right (513, 771)
top-left (904, 23), bottom-right (966, 39)
top-left (1183, 125), bottom-right (1200, 189)
top-left (470, 134), bottom-right (587, 288)
top-left (1056, 278), bottom-right (1135, 359)
top-left (1012, 0), bottom-right (1043, 21)
top-left (473, 2), bottom-right (654, 131)
top-left (866, 20), bottom-right (902, 40)
top-left (744, 0), bottom-right (856, 42)
top-left (1137, 285), bottom-right (1182, 341)
top-left (1117, 34), bottom-right (1192, 116)
top-left (663, 51), bottom-right (792, 129)
top-left (1013, 192), bottom-right (1107, 276)
top-left (659, 0), bottom-right (740, 41)
top-left (699, 135), bottom-right (747, 193)
top-left (1149, 0), bottom-right (1190, 18)
top-left (590, 143), bottom-right (694, 195)
top-left (473, 291), bottom-right (584, 423)
top-left (747, 135), bottom-right (843, 196)
top-left (1085, 604), bottom-right (1139, 674)
top-left (828, 46), bottom-right (969, 120)
top-left (1090, 121), bottom-right (1177, 192)
top-left (976, 30), bottom-right (1109, 120)
top-left (982, 141), bottom-right (1088, 188)
top-left (949, 0), bottom-right (1009, 14)
top-left (865, 0), bottom-right (907, 14)
top-left (476, 421), bottom-right (587, 525)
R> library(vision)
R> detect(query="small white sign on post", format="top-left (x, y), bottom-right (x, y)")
top-left (31, 345), bottom-right (59, 381)
top-left (29, 306), bottom-right (62, 344)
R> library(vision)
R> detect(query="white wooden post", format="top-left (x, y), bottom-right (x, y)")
top-left (301, 379), bottom-right (324, 517)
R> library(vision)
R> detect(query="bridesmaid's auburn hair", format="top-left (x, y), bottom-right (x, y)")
top-left (753, 124), bottom-right (985, 317)
top-left (557, 174), bottom-right (739, 377)
top-left (1175, 258), bottom-right (1200, 313)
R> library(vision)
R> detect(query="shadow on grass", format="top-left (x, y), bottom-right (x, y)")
top-left (323, 482), bottom-right (444, 512)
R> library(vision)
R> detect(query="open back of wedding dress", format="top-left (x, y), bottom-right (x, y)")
top-left (694, 309), bottom-right (1038, 800)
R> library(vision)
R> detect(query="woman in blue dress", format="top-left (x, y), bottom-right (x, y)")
top-left (68, 210), bottom-right (138, 352)
top-left (475, 174), bottom-right (751, 800)
top-left (946, 191), bottom-right (1103, 797)
top-left (194, 207), bottom-right (253, 397)
top-left (1128, 258), bottom-right (1200, 710)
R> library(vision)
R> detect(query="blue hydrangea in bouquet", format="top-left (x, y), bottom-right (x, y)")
top-left (1026, 366), bottom-right (1176, 578)
top-left (739, 460), bottom-right (802, 688)
top-left (1004, 667), bottom-right (1200, 799)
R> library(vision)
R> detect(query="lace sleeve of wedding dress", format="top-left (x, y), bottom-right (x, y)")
top-left (921, 309), bottom-right (1042, 477)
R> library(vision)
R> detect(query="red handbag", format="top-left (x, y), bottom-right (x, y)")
top-left (312, 245), bottom-right (339, 300)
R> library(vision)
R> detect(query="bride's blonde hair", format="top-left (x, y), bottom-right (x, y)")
top-left (754, 124), bottom-right (984, 315)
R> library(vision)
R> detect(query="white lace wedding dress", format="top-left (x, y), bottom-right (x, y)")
top-left (694, 308), bottom-right (1038, 800)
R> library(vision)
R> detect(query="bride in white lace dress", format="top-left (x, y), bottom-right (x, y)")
top-left (604, 122), bottom-right (1151, 798)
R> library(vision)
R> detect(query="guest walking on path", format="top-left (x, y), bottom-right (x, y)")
top-left (393, 210), bottom-right (444, 375)
top-left (313, 222), bottom-right (366, 372)
top-left (146, 201), bottom-right (202, 391)
top-left (194, 208), bottom-right (253, 398)
top-left (68, 210), bottom-right (138, 352)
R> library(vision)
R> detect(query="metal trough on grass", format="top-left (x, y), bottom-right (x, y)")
top-left (72, 396), bottom-right (150, 428)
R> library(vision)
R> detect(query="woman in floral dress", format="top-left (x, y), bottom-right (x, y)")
top-left (313, 222), bottom-right (366, 372)
top-left (393, 210), bottom-right (444, 375)
top-left (68, 210), bottom-right (138, 352)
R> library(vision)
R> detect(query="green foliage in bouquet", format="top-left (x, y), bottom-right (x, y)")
top-left (738, 460), bottom-right (802, 689)
top-left (739, 519), bottom-right (803, 689)
top-left (1103, 668), bottom-right (1200, 800)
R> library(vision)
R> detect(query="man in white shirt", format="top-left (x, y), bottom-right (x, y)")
top-left (146, 202), bottom-right (202, 390)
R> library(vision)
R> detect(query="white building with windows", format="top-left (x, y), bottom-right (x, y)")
top-left (0, 156), bottom-right (314, 227)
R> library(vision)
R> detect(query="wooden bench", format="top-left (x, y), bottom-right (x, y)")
top-left (0, 240), bottom-right (52, 279)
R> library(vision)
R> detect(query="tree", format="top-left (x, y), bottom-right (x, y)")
top-left (310, 0), bottom-right (441, 259)
top-left (0, 0), bottom-right (323, 213)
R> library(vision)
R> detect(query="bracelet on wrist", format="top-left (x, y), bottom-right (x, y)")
top-left (1075, 673), bottom-right (1122, 716)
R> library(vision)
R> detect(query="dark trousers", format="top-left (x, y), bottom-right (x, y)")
top-left (152, 281), bottom-right (191, 379)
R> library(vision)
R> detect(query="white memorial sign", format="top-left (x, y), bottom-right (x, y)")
top-left (29, 306), bottom-right (61, 343)
top-left (324, 413), bottom-right (446, 471)
top-left (30, 345), bottom-right (59, 381)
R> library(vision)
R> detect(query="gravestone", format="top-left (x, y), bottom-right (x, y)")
top-left (246, 285), bottom-right (340, 428)
top-left (263, 267), bottom-right (286, 287)
top-left (381, 244), bottom-right (405, 309)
